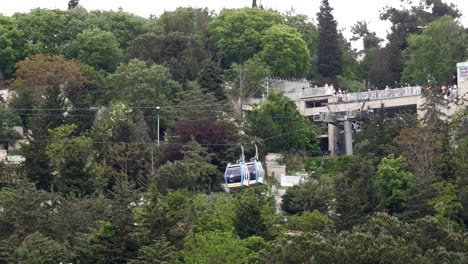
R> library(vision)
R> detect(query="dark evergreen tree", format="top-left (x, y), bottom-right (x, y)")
top-left (316, 0), bottom-right (342, 78)
top-left (334, 156), bottom-right (378, 230)
top-left (23, 85), bottom-right (65, 191)
top-left (67, 0), bottom-right (80, 10)
top-left (417, 79), bottom-right (452, 177)
top-left (419, 80), bottom-right (450, 131)
top-left (351, 21), bottom-right (382, 50)
top-left (233, 188), bottom-right (276, 240)
top-left (22, 142), bottom-right (52, 191)
top-left (281, 179), bottom-right (333, 215)
top-left (76, 179), bottom-right (138, 263)
top-left (400, 173), bottom-right (437, 221)
top-left (198, 60), bottom-right (225, 101)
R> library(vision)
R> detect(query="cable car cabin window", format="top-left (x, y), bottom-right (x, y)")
top-left (225, 165), bottom-right (242, 184)
top-left (246, 162), bottom-right (258, 181)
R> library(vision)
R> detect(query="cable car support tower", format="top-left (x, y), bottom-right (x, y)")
top-left (313, 96), bottom-right (372, 156)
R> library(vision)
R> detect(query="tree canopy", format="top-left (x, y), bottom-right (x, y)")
top-left (0, 2), bottom-right (467, 263)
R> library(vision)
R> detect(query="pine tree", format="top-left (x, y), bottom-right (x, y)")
top-left (198, 60), bottom-right (225, 101)
top-left (419, 78), bottom-right (450, 132)
top-left (23, 85), bottom-right (65, 191)
top-left (316, 0), bottom-right (343, 78)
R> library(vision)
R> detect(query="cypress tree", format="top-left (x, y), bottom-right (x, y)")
top-left (317, 0), bottom-right (343, 78)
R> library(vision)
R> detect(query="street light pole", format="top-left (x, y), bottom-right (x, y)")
top-left (151, 106), bottom-right (161, 176)
top-left (156, 106), bottom-right (160, 146)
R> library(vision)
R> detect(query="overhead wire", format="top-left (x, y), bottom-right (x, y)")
top-left (1, 112), bottom-right (307, 120)
top-left (0, 125), bottom-right (311, 147)
top-left (0, 98), bottom-right (297, 112)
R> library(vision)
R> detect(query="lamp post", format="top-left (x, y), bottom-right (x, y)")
top-left (151, 106), bottom-right (161, 176)
top-left (156, 106), bottom-right (160, 146)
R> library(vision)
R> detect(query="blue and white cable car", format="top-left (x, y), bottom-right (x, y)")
top-left (224, 143), bottom-right (265, 189)
top-left (224, 144), bottom-right (250, 189)
top-left (245, 143), bottom-right (265, 186)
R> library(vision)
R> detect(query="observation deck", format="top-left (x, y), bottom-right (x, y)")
top-left (299, 86), bottom-right (427, 118)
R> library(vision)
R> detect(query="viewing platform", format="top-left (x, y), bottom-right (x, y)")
top-left (299, 86), bottom-right (427, 118)
top-left (266, 61), bottom-right (468, 156)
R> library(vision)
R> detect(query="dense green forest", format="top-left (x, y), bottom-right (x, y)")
top-left (0, 0), bottom-right (467, 263)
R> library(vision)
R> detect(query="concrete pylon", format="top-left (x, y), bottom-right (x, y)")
top-left (343, 120), bottom-right (353, 155)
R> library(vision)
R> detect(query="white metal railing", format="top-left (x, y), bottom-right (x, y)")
top-left (302, 86), bottom-right (422, 101)
top-left (301, 86), bottom-right (334, 97)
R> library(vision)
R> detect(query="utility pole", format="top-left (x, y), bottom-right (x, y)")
top-left (151, 106), bottom-right (161, 176)
top-left (156, 106), bottom-right (160, 146)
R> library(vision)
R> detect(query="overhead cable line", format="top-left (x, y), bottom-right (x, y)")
top-left (0, 126), bottom-right (310, 147)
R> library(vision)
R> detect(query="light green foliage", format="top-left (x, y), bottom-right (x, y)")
top-left (228, 57), bottom-right (270, 99)
top-left (14, 232), bottom-right (72, 264)
top-left (106, 59), bottom-right (181, 139)
top-left (60, 7), bottom-right (91, 41)
top-left (284, 11), bottom-right (319, 78)
top-left (305, 157), bottom-right (325, 175)
top-left (0, 15), bottom-right (25, 77)
top-left (337, 75), bottom-right (364, 92)
top-left (48, 124), bottom-right (91, 168)
top-left (129, 238), bottom-right (176, 264)
top-left (375, 154), bottom-right (413, 213)
top-left (70, 28), bottom-right (123, 72)
top-left (246, 92), bottom-right (319, 155)
top-left (287, 210), bottom-right (334, 233)
top-left (13, 8), bottom-right (67, 55)
top-left (401, 16), bottom-right (467, 85)
top-left (92, 101), bottom-right (133, 140)
top-left (107, 59), bottom-right (181, 106)
top-left (85, 10), bottom-right (152, 48)
top-left (207, 8), bottom-right (284, 66)
top-left (48, 124), bottom-right (104, 194)
top-left (181, 231), bottom-right (252, 264)
top-left (258, 24), bottom-right (310, 78)
top-left (337, 49), bottom-right (364, 92)
top-left (191, 193), bottom-right (235, 233)
top-left (428, 182), bottom-right (463, 230)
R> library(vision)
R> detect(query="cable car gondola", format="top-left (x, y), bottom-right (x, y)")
top-left (224, 143), bottom-right (265, 189)
top-left (245, 143), bottom-right (265, 186)
top-left (224, 144), bottom-right (250, 189)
